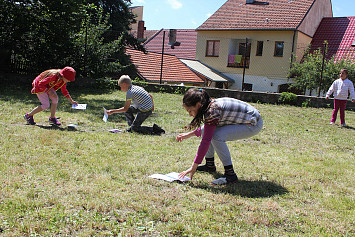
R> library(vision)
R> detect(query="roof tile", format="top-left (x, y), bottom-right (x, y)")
top-left (198, 0), bottom-right (315, 30)
top-left (310, 17), bottom-right (355, 61)
top-left (125, 48), bottom-right (204, 84)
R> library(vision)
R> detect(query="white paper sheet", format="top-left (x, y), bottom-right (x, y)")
top-left (72, 104), bottom-right (87, 110)
top-left (149, 172), bottom-right (190, 182)
top-left (103, 107), bottom-right (108, 122)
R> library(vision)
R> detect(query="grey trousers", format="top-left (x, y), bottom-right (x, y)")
top-left (203, 118), bottom-right (263, 166)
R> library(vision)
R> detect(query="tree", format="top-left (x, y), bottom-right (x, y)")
top-left (0, 0), bottom-right (142, 77)
top-left (72, 4), bottom-right (135, 78)
top-left (288, 44), bottom-right (355, 96)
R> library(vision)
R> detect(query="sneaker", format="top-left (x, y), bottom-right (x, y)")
top-left (341, 123), bottom-right (347, 127)
top-left (24, 113), bottom-right (36, 125)
top-left (153, 124), bottom-right (165, 135)
top-left (330, 122), bottom-right (335, 125)
top-left (196, 164), bottom-right (216, 173)
top-left (49, 117), bottom-right (61, 126)
top-left (211, 175), bottom-right (238, 185)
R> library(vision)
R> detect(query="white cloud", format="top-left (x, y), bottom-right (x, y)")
top-left (166, 0), bottom-right (183, 9)
top-left (206, 13), bottom-right (213, 18)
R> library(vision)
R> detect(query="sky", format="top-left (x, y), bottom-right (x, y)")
top-left (130, 0), bottom-right (355, 30)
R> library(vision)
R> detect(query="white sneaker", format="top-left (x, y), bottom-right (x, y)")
top-left (211, 175), bottom-right (238, 185)
top-left (330, 122), bottom-right (335, 125)
top-left (211, 177), bottom-right (227, 185)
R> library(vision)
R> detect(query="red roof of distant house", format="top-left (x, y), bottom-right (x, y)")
top-left (310, 17), bottom-right (355, 61)
top-left (198, 0), bottom-right (315, 30)
top-left (125, 48), bottom-right (204, 84)
top-left (131, 29), bottom-right (197, 60)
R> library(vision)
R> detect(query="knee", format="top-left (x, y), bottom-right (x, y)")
top-left (131, 125), bottom-right (140, 132)
top-left (41, 103), bottom-right (50, 110)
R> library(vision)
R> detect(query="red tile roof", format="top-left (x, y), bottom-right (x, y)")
top-left (144, 29), bottom-right (197, 60)
top-left (198, 0), bottom-right (315, 30)
top-left (310, 17), bottom-right (355, 61)
top-left (131, 29), bottom-right (197, 60)
top-left (125, 48), bottom-right (204, 84)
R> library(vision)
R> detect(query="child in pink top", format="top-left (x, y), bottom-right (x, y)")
top-left (176, 89), bottom-right (263, 185)
top-left (24, 66), bottom-right (78, 125)
top-left (326, 69), bottom-right (355, 127)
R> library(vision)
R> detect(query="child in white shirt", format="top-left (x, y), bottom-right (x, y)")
top-left (326, 69), bottom-right (355, 127)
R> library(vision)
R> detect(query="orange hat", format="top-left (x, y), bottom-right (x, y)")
top-left (60, 66), bottom-right (76, 81)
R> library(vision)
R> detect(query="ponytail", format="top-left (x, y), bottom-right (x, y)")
top-left (183, 88), bottom-right (211, 130)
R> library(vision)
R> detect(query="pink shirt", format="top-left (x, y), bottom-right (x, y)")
top-left (193, 124), bottom-right (216, 164)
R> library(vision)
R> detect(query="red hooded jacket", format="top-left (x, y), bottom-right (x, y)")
top-left (31, 74), bottom-right (70, 97)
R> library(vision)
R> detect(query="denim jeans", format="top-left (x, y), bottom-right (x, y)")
top-left (203, 118), bottom-right (263, 166)
top-left (125, 106), bottom-right (153, 134)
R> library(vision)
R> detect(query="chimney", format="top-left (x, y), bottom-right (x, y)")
top-left (137, 20), bottom-right (145, 39)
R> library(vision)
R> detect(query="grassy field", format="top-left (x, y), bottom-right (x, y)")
top-left (0, 84), bottom-right (354, 236)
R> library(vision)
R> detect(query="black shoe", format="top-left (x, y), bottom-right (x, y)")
top-left (196, 164), bottom-right (216, 173)
top-left (153, 124), bottom-right (165, 135)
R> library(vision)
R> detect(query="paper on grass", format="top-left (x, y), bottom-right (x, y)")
top-left (149, 172), bottom-right (190, 182)
top-left (72, 104), bottom-right (87, 110)
top-left (103, 107), bottom-right (108, 122)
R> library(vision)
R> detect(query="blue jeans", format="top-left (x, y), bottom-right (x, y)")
top-left (203, 118), bottom-right (263, 166)
top-left (125, 106), bottom-right (153, 134)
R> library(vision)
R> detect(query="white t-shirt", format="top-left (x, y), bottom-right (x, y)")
top-left (326, 78), bottom-right (355, 100)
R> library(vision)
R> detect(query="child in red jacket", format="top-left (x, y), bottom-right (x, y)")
top-left (24, 66), bottom-right (78, 125)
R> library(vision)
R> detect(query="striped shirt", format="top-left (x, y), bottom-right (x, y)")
top-left (126, 85), bottom-right (153, 112)
top-left (205, 98), bottom-right (261, 126)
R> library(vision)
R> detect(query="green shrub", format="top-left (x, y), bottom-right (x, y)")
top-left (278, 92), bottom-right (298, 105)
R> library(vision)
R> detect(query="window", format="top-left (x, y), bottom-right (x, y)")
top-left (274, 41), bottom-right (284, 57)
top-left (256, 41), bottom-right (263, 56)
top-left (206, 40), bottom-right (220, 57)
top-left (227, 41), bottom-right (251, 68)
top-left (243, 83), bottom-right (253, 91)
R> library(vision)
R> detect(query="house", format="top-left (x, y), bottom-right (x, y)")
top-left (309, 16), bottom-right (355, 62)
top-left (125, 48), bottom-right (205, 86)
top-left (143, 29), bottom-right (197, 60)
top-left (196, 0), bottom-right (333, 92)
top-left (129, 27), bottom-right (233, 88)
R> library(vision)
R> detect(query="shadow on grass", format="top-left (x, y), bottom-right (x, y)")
top-left (35, 124), bottom-right (82, 132)
top-left (341, 125), bottom-right (355, 130)
top-left (191, 174), bottom-right (288, 198)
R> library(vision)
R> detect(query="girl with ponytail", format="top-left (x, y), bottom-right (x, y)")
top-left (177, 88), bottom-right (263, 185)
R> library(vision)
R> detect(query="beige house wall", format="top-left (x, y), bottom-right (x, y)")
top-left (298, 0), bottom-right (333, 37)
top-left (196, 30), bottom-right (296, 90)
top-left (294, 31), bottom-right (312, 62)
top-left (130, 6), bottom-right (144, 31)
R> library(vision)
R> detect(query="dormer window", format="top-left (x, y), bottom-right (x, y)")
top-left (246, 0), bottom-right (269, 5)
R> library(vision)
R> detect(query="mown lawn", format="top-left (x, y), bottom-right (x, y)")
top-left (0, 84), bottom-right (354, 236)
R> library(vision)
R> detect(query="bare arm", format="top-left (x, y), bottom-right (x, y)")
top-left (107, 100), bottom-right (131, 115)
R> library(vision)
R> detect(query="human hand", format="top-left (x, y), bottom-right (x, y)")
top-left (179, 163), bottom-right (198, 180)
top-left (352, 99), bottom-right (355, 103)
top-left (176, 132), bottom-right (192, 142)
top-left (106, 110), bottom-right (114, 115)
top-left (71, 100), bottom-right (78, 105)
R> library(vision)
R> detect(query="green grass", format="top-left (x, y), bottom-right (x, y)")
top-left (0, 85), bottom-right (354, 236)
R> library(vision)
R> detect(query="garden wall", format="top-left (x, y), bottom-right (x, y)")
top-left (137, 82), bottom-right (355, 111)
